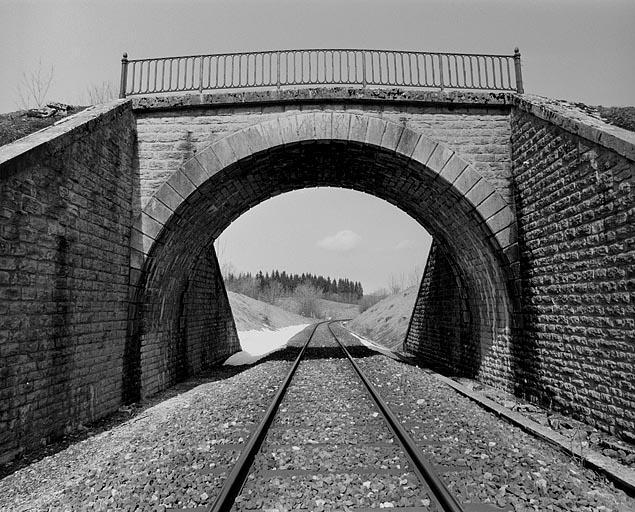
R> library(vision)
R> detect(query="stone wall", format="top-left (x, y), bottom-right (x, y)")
top-left (511, 105), bottom-right (635, 436)
top-left (133, 89), bottom-right (512, 207)
top-left (405, 242), bottom-right (476, 376)
top-left (0, 102), bottom-right (136, 462)
top-left (136, 245), bottom-right (239, 398)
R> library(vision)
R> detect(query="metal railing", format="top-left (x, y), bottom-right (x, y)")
top-left (119, 48), bottom-right (523, 98)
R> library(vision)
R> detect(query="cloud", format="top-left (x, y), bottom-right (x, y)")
top-left (395, 239), bottom-right (417, 250)
top-left (317, 230), bottom-right (362, 252)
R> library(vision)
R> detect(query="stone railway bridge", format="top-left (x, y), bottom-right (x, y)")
top-left (0, 87), bottom-right (633, 462)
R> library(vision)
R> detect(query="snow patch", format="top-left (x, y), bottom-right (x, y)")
top-left (345, 328), bottom-right (400, 359)
top-left (223, 324), bottom-right (310, 366)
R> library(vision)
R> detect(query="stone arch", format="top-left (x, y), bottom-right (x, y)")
top-left (134, 112), bottom-right (516, 262)
top-left (126, 112), bottom-right (519, 399)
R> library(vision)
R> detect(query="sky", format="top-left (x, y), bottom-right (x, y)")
top-left (2, 0), bottom-right (633, 293)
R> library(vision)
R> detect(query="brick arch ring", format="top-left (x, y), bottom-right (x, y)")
top-left (132, 112), bottom-right (517, 273)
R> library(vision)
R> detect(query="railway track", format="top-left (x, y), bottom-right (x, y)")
top-left (204, 321), bottom-right (508, 512)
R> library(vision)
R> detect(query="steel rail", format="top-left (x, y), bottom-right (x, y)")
top-left (327, 322), bottom-right (467, 512)
top-left (205, 321), bottom-right (322, 512)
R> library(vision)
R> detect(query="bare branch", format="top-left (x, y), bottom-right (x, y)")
top-left (85, 81), bottom-right (116, 105)
top-left (16, 60), bottom-right (54, 109)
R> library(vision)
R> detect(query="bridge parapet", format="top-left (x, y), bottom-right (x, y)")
top-left (120, 48), bottom-right (523, 98)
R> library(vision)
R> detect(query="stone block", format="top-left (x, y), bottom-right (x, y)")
top-left (348, 114), bottom-right (369, 143)
top-left (331, 112), bottom-right (351, 141)
top-left (396, 129), bottom-right (421, 158)
top-left (180, 158), bottom-right (210, 188)
top-left (154, 183), bottom-right (183, 212)
top-left (381, 123), bottom-right (404, 152)
top-left (365, 117), bottom-right (385, 147)
top-left (410, 137), bottom-right (437, 166)
top-left (277, 115), bottom-right (299, 145)
top-left (168, 171), bottom-right (196, 201)
top-left (453, 168), bottom-right (481, 196)
top-left (438, 154), bottom-right (469, 186)
top-left (140, 212), bottom-right (164, 240)
top-left (211, 137), bottom-right (238, 169)
top-left (314, 112), bottom-right (332, 140)
top-left (480, 192), bottom-right (508, 220)
top-left (227, 132), bottom-right (252, 161)
top-left (485, 207), bottom-right (513, 234)
top-left (296, 114), bottom-right (314, 141)
top-left (465, 178), bottom-right (494, 208)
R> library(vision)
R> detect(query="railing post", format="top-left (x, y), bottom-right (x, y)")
top-left (276, 51), bottom-right (281, 90)
top-left (514, 47), bottom-right (524, 94)
top-left (438, 54), bottom-right (444, 91)
top-left (119, 52), bottom-right (129, 98)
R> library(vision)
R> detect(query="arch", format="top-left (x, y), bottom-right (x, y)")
top-left (127, 112), bottom-right (519, 399)
top-left (134, 112), bottom-right (515, 261)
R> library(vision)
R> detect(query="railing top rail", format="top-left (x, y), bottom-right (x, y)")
top-left (124, 48), bottom-right (519, 63)
top-left (119, 47), bottom-right (524, 98)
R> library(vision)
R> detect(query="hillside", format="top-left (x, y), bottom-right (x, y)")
top-left (227, 291), bottom-right (312, 331)
top-left (346, 286), bottom-right (418, 351)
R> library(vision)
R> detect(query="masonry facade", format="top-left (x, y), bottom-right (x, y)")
top-left (0, 88), bottom-right (632, 461)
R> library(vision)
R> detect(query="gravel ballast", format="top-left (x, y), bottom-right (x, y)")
top-left (330, 325), bottom-right (635, 511)
top-left (1, 323), bottom-right (633, 511)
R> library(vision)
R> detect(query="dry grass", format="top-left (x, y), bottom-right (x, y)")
top-left (0, 105), bottom-right (87, 147)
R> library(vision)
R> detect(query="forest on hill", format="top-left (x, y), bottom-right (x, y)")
top-left (224, 270), bottom-right (363, 306)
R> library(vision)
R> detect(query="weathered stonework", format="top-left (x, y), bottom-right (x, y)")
top-left (134, 90), bottom-right (513, 207)
top-left (405, 242), bottom-right (475, 375)
top-left (0, 103), bottom-right (136, 462)
top-left (511, 107), bottom-right (635, 436)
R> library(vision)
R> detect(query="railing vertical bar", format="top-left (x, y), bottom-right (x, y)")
top-left (308, 50), bottom-right (312, 84)
top-left (477, 56), bottom-right (483, 88)
top-left (483, 57), bottom-right (493, 87)
top-left (144, 61), bottom-right (150, 93)
top-left (199, 56), bottom-right (204, 92)
top-left (439, 54), bottom-right (445, 90)
top-left (453, 55), bottom-right (459, 88)
top-left (432, 54), bottom-right (438, 87)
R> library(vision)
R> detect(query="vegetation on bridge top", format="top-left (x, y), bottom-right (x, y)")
top-left (0, 103), bottom-right (86, 147)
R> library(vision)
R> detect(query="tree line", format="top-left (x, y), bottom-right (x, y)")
top-left (225, 269), bottom-right (364, 305)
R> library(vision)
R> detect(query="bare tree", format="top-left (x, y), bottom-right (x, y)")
top-left (388, 273), bottom-right (404, 295)
top-left (260, 280), bottom-right (284, 306)
top-left (16, 60), bottom-right (54, 109)
top-left (214, 239), bottom-right (235, 281)
top-left (407, 265), bottom-right (424, 289)
top-left (85, 81), bottom-right (116, 105)
top-left (294, 283), bottom-right (323, 318)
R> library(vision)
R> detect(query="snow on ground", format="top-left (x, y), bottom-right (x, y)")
top-left (224, 324), bottom-right (310, 366)
top-left (343, 326), bottom-right (402, 360)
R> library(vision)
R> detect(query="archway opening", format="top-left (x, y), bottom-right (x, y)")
top-left (127, 137), bottom-right (517, 401)
top-left (214, 186), bottom-right (433, 355)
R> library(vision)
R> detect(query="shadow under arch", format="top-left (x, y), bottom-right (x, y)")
top-left (124, 112), bottom-right (519, 400)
